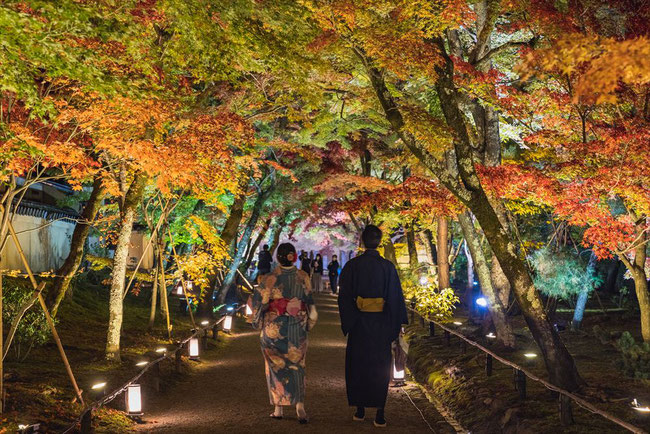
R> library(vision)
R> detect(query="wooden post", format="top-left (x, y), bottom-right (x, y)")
top-left (6, 218), bottom-right (85, 406)
top-left (485, 353), bottom-right (493, 377)
top-left (152, 361), bottom-right (161, 393)
top-left (202, 330), bottom-right (208, 350)
top-left (428, 322), bottom-right (435, 336)
top-left (444, 330), bottom-right (450, 346)
top-left (514, 369), bottom-right (526, 400)
top-left (212, 324), bottom-right (219, 341)
top-left (559, 394), bottom-right (574, 425)
top-left (420, 315), bottom-right (425, 327)
top-left (175, 343), bottom-right (183, 373)
top-left (80, 409), bottom-right (92, 434)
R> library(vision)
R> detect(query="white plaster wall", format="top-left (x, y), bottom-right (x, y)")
top-left (0, 215), bottom-right (75, 273)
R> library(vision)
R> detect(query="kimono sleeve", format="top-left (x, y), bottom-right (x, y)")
top-left (251, 273), bottom-right (274, 330)
top-left (300, 270), bottom-right (318, 330)
top-left (337, 262), bottom-right (359, 336)
top-left (387, 263), bottom-right (408, 341)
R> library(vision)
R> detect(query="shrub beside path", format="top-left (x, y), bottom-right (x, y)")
top-left (136, 293), bottom-right (454, 433)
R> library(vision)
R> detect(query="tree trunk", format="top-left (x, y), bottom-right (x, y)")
top-left (420, 229), bottom-right (438, 267)
top-left (219, 179), bottom-right (248, 252)
top-left (364, 54), bottom-right (583, 390)
top-left (218, 186), bottom-right (272, 304)
top-left (105, 173), bottom-right (147, 362)
top-left (437, 217), bottom-right (450, 289)
top-left (458, 212), bottom-right (515, 348)
top-left (572, 252), bottom-right (597, 331)
top-left (406, 221), bottom-right (419, 269)
top-left (47, 176), bottom-right (106, 316)
top-left (382, 234), bottom-right (398, 266)
top-left (622, 223), bottom-right (650, 342)
top-left (147, 264), bottom-right (159, 331)
top-left (268, 219), bottom-right (285, 258)
top-left (244, 217), bottom-right (272, 271)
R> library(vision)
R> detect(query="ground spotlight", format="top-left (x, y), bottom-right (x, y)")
top-left (476, 297), bottom-right (488, 307)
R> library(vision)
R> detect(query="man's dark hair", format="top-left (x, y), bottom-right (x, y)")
top-left (262, 244), bottom-right (269, 250)
top-left (361, 225), bottom-right (382, 249)
top-left (332, 255), bottom-right (337, 259)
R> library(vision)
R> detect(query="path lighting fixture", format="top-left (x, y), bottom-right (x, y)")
top-left (453, 321), bottom-right (462, 326)
top-left (17, 423), bottom-right (40, 434)
top-left (189, 337), bottom-right (200, 360)
top-left (486, 332), bottom-right (496, 339)
top-left (246, 304), bottom-right (253, 316)
top-left (223, 315), bottom-right (233, 333)
top-left (201, 320), bottom-right (210, 326)
top-left (91, 382), bottom-right (106, 390)
top-left (632, 399), bottom-right (650, 413)
top-left (391, 357), bottom-right (405, 387)
top-left (175, 283), bottom-right (184, 296)
top-left (187, 281), bottom-right (193, 290)
top-left (155, 347), bottom-right (167, 354)
top-left (476, 297), bottom-right (488, 307)
top-left (126, 384), bottom-right (143, 416)
top-left (524, 353), bottom-right (537, 359)
top-left (226, 306), bottom-right (234, 312)
top-left (135, 361), bottom-right (148, 367)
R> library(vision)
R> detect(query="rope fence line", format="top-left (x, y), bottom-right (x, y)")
top-left (61, 306), bottom-right (243, 434)
top-left (407, 307), bottom-right (647, 434)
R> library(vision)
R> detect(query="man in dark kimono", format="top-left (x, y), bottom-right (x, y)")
top-left (257, 244), bottom-right (272, 276)
top-left (338, 225), bottom-right (408, 427)
top-left (327, 254), bottom-right (340, 294)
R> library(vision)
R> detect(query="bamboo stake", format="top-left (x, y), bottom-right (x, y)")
top-left (159, 260), bottom-right (172, 341)
top-left (5, 217), bottom-right (84, 406)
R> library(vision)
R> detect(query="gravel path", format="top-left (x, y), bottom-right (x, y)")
top-left (136, 294), bottom-right (453, 433)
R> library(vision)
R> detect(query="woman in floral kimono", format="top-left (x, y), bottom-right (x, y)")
top-left (252, 242), bottom-right (316, 424)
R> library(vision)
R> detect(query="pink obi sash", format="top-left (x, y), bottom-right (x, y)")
top-left (269, 297), bottom-right (307, 317)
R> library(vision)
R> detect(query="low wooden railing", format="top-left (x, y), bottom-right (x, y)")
top-left (61, 305), bottom-right (244, 434)
top-left (408, 306), bottom-right (647, 434)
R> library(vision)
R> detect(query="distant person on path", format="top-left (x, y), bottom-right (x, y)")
top-left (252, 242), bottom-right (317, 424)
top-left (328, 254), bottom-right (340, 294)
top-left (338, 225), bottom-right (408, 428)
top-left (257, 244), bottom-right (272, 276)
top-left (311, 253), bottom-right (323, 293)
top-left (300, 251), bottom-right (311, 275)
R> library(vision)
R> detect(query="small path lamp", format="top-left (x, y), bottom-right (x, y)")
top-left (126, 384), bottom-right (143, 417)
top-left (188, 337), bottom-right (200, 360)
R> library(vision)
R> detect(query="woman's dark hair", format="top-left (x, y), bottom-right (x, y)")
top-left (361, 225), bottom-right (382, 249)
top-left (276, 242), bottom-right (297, 266)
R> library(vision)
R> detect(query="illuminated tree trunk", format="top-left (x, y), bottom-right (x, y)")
top-left (458, 212), bottom-right (515, 348)
top-left (106, 173), bottom-right (147, 362)
top-left (47, 175), bottom-right (106, 316)
top-left (244, 217), bottom-right (272, 271)
top-left (620, 220), bottom-right (650, 342)
top-left (268, 218), bottom-right (285, 258)
top-left (420, 229), bottom-right (438, 268)
top-left (365, 58), bottom-right (583, 390)
top-left (437, 218), bottom-right (450, 289)
top-left (219, 178), bottom-right (248, 252)
top-left (572, 252), bottom-right (597, 331)
top-left (218, 185), bottom-right (273, 304)
top-left (406, 222), bottom-right (419, 270)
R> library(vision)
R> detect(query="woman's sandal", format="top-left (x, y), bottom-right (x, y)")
top-left (298, 417), bottom-right (309, 424)
top-left (269, 413), bottom-right (283, 420)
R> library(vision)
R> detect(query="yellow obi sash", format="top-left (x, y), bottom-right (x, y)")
top-left (356, 297), bottom-right (385, 312)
